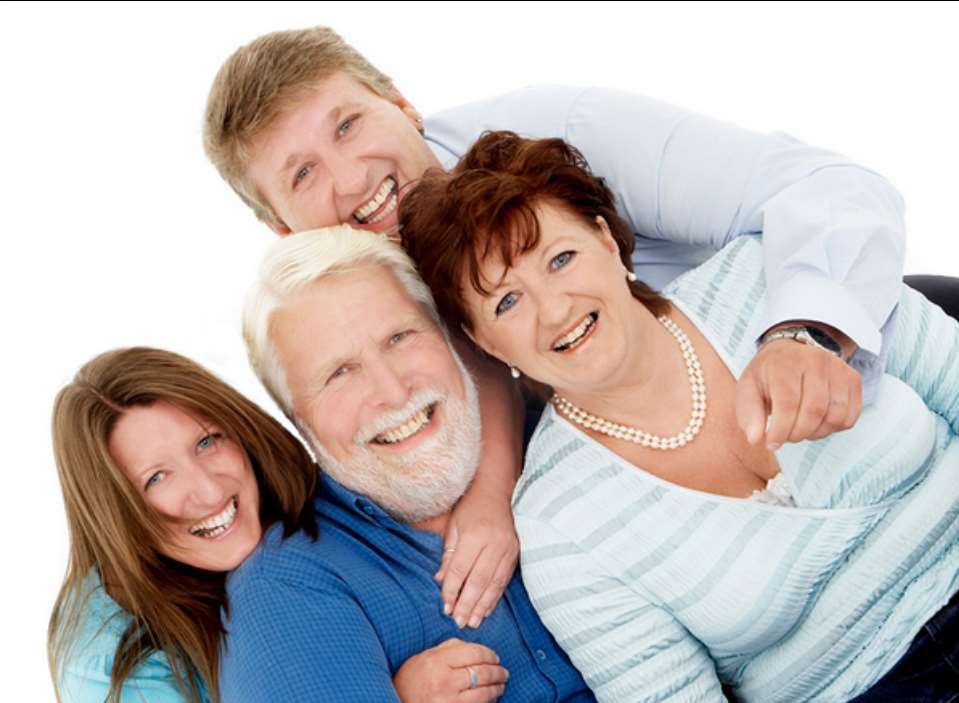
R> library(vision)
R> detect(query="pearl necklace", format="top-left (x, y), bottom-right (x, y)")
top-left (551, 315), bottom-right (706, 450)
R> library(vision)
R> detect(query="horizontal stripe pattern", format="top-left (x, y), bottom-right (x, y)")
top-left (515, 237), bottom-right (959, 702)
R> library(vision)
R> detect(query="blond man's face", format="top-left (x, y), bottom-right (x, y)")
top-left (247, 73), bottom-right (442, 238)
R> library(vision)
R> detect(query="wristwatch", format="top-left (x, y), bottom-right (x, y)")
top-left (760, 325), bottom-right (843, 358)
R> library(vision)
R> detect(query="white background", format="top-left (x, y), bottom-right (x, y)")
top-left (2, 1), bottom-right (957, 698)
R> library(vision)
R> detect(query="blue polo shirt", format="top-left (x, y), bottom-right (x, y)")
top-left (220, 474), bottom-right (594, 702)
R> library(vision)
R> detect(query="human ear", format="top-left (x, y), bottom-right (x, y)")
top-left (266, 219), bottom-right (293, 237)
top-left (594, 216), bottom-right (619, 255)
top-left (389, 87), bottom-right (424, 131)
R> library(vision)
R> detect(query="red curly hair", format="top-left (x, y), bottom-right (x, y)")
top-left (400, 131), bottom-right (669, 333)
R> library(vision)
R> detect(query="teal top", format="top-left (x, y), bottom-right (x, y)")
top-left (515, 235), bottom-right (959, 702)
top-left (58, 574), bottom-right (210, 703)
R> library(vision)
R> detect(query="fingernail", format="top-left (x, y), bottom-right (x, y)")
top-left (468, 615), bottom-right (481, 629)
top-left (767, 442), bottom-right (781, 451)
top-left (443, 602), bottom-right (451, 616)
top-left (455, 615), bottom-right (466, 629)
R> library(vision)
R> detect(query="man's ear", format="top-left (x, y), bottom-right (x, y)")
top-left (389, 87), bottom-right (424, 130)
top-left (266, 219), bottom-right (293, 237)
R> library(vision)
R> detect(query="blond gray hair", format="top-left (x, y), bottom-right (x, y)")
top-left (243, 226), bottom-right (443, 418)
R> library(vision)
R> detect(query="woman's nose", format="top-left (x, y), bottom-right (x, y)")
top-left (185, 462), bottom-right (228, 508)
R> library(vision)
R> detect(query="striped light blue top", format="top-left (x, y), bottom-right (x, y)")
top-left (514, 236), bottom-right (959, 702)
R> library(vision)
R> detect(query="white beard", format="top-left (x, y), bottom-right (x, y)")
top-left (305, 351), bottom-right (482, 524)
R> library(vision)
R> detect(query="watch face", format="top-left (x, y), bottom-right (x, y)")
top-left (806, 327), bottom-right (842, 354)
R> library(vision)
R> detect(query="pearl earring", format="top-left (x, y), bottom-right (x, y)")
top-left (626, 270), bottom-right (638, 283)
top-left (510, 366), bottom-right (521, 380)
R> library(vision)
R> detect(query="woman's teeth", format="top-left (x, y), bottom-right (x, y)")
top-left (553, 313), bottom-right (598, 352)
top-left (373, 405), bottom-right (434, 445)
top-left (354, 178), bottom-right (398, 224)
top-left (189, 498), bottom-right (237, 538)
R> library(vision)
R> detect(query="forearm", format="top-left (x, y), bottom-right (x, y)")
top-left (453, 334), bottom-right (525, 494)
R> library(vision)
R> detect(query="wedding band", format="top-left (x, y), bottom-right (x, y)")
top-left (467, 666), bottom-right (478, 689)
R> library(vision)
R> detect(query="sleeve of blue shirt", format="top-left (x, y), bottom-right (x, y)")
top-left (426, 85), bottom-right (907, 402)
top-left (220, 572), bottom-right (401, 703)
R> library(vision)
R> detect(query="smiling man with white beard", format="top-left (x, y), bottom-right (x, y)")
top-left (221, 226), bottom-right (595, 703)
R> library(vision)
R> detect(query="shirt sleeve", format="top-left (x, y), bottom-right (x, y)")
top-left (426, 85), bottom-right (907, 394)
top-left (515, 512), bottom-right (727, 703)
top-left (220, 572), bottom-right (401, 703)
top-left (882, 285), bottom-right (959, 432)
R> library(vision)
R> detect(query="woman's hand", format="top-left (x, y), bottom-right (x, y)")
top-left (437, 487), bottom-right (519, 629)
top-left (393, 638), bottom-right (509, 702)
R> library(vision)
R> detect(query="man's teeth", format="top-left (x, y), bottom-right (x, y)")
top-left (354, 178), bottom-right (397, 223)
top-left (189, 498), bottom-right (237, 538)
top-left (553, 313), bottom-right (598, 351)
top-left (373, 406), bottom-right (433, 445)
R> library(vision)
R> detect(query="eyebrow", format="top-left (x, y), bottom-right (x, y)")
top-left (277, 103), bottom-right (357, 181)
top-left (136, 462), bottom-right (164, 484)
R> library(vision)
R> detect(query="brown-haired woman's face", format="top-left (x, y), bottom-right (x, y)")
top-left (108, 401), bottom-right (262, 572)
top-left (463, 203), bottom-right (644, 397)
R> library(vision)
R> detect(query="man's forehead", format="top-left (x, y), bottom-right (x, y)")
top-left (281, 266), bottom-right (424, 338)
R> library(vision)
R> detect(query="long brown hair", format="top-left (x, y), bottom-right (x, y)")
top-left (49, 347), bottom-right (318, 702)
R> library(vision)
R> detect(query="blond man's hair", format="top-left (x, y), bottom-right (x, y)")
top-left (203, 27), bottom-right (394, 224)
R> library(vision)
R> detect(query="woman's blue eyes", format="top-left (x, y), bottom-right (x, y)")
top-left (145, 472), bottom-right (164, 490)
top-left (142, 433), bottom-right (223, 491)
top-left (494, 251), bottom-right (576, 316)
top-left (550, 251), bottom-right (575, 269)
top-left (197, 433), bottom-right (221, 451)
top-left (495, 293), bottom-right (518, 316)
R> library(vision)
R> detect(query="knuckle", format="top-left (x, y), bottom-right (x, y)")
top-left (447, 562), bottom-right (470, 579)
top-left (469, 569), bottom-right (493, 587)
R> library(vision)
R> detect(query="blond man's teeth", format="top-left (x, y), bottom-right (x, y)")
top-left (189, 498), bottom-right (237, 538)
top-left (354, 178), bottom-right (397, 221)
top-left (553, 313), bottom-right (597, 351)
top-left (374, 407), bottom-right (431, 445)
top-left (365, 195), bottom-right (397, 224)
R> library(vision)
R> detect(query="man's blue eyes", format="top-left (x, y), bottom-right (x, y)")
top-left (337, 116), bottom-right (355, 137)
top-left (294, 166), bottom-right (311, 186)
top-left (292, 116), bottom-right (358, 188)
top-left (326, 332), bottom-right (413, 383)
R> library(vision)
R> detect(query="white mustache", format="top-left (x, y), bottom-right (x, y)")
top-left (353, 386), bottom-right (445, 445)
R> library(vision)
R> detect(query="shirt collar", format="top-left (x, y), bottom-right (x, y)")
top-left (318, 472), bottom-right (396, 526)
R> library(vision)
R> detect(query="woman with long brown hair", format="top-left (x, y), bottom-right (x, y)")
top-left (50, 346), bottom-right (510, 703)
top-left (49, 347), bottom-right (318, 702)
